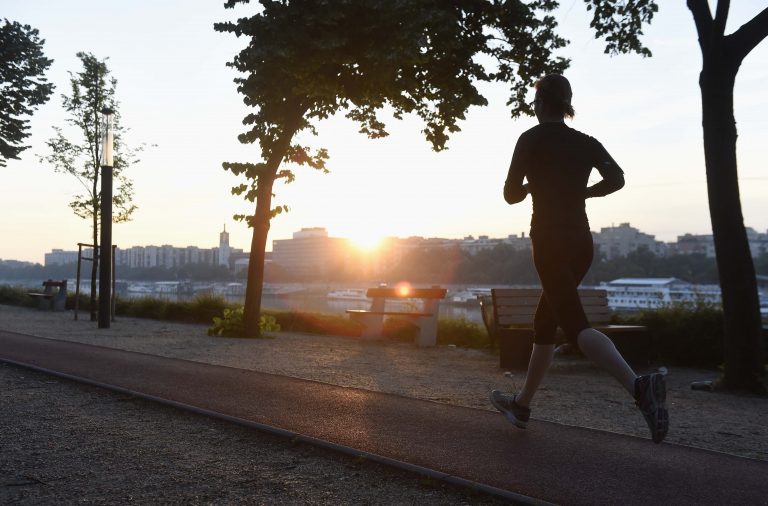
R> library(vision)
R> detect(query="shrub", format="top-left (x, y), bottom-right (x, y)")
top-left (268, 310), bottom-right (361, 337)
top-left (437, 317), bottom-right (490, 348)
top-left (111, 293), bottom-right (231, 324)
top-left (116, 296), bottom-right (168, 320)
top-left (188, 292), bottom-right (229, 323)
top-left (208, 306), bottom-right (280, 338)
top-left (614, 302), bottom-right (725, 368)
top-left (0, 285), bottom-right (37, 307)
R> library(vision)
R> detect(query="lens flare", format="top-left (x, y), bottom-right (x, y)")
top-left (395, 282), bottom-right (412, 297)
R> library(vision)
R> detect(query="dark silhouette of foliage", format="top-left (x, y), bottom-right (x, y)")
top-left (0, 18), bottom-right (54, 167)
top-left (214, 0), bottom-right (656, 337)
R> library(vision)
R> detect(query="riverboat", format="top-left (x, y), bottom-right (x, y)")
top-left (327, 288), bottom-right (369, 301)
top-left (601, 278), bottom-right (722, 312)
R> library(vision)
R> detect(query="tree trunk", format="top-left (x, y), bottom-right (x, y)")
top-left (700, 63), bottom-right (766, 392)
top-left (243, 173), bottom-right (275, 338)
top-left (241, 111), bottom-right (304, 338)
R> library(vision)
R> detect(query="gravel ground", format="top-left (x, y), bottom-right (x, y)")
top-left (1, 304), bottom-right (767, 504)
top-left (0, 362), bottom-right (507, 505)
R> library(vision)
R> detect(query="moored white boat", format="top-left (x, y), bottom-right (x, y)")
top-left (602, 278), bottom-right (722, 312)
top-left (448, 287), bottom-right (491, 304)
top-left (327, 288), bottom-right (369, 301)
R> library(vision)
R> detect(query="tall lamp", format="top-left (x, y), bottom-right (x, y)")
top-left (98, 107), bottom-right (114, 328)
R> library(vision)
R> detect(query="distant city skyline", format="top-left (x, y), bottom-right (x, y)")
top-left (2, 2), bottom-right (766, 264)
top-left (20, 222), bottom-right (768, 269)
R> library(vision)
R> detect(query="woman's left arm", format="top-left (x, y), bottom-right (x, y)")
top-left (585, 141), bottom-right (624, 198)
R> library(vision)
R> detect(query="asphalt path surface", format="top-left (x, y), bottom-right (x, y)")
top-left (1, 330), bottom-right (766, 505)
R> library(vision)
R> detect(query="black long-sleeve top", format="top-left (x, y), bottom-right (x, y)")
top-left (504, 123), bottom-right (624, 231)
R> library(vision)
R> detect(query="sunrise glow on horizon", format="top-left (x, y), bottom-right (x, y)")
top-left (1, 1), bottom-right (766, 264)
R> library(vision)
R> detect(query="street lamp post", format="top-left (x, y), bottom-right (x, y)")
top-left (98, 107), bottom-right (114, 329)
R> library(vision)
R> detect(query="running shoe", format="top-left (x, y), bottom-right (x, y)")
top-left (490, 390), bottom-right (531, 428)
top-left (635, 373), bottom-right (669, 444)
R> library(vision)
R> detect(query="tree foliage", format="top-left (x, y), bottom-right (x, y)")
top-left (39, 52), bottom-right (144, 320)
top-left (584, 0), bottom-right (658, 56)
top-left (215, 0), bottom-right (656, 336)
top-left (0, 18), bottom-right (54, 167)
top-left (39, 52), bottom-right (140, 224)
top-left (216, 0), bottom-right (573, 218)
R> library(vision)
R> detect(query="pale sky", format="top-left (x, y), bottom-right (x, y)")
top-left (2, 1), bottom-right (767, 263)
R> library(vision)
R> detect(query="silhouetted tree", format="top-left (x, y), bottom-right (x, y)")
top-left (39, 53), bottom-right (143, 321)
top-left (215, 0), bottom-right (655, 337)
top-left (0, 19), bottom-right (54, 167)
top-left (215, 0), bottom-right (564, 336)
top-left (687, 1), bottom-right (768, 392)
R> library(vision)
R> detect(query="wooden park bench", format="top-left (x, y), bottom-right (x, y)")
top-left (480, 288), bottom-right (649, 369)
top-left (347, 287), bottom-right (447, 347)
top-left (27, 279), bottom-right (68, 311)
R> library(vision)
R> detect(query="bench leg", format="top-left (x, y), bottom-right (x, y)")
top-left (415, 300), bottom-right (440, 347)
top-left (37, 297), bottom-right (52, 310)
top-left (358, 315), bottom-right (384, 339)
top-left (415, 315), bottom-right (438, 347)
top-left (52, 294), bottom-right (67, 311)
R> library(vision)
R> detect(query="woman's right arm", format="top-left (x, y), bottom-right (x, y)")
top-left (504, 137), bottom-right (529, 204)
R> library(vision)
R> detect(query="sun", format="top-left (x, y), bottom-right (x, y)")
top-left (349, 232), bottom-right (383, 252)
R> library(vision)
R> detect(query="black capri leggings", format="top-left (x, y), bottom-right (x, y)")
top-left (530, 227), bottom-right (594, 345)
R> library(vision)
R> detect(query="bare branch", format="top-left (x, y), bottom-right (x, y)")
top-left (687, 0), bottom-right (713, 52)
top-left (713, 0), bottom-right (730, 38)
top-left (728, 6), bottom-right (768, 63)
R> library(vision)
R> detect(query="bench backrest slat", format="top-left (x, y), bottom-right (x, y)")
top-left (491, 288), bottom-right (611, 327)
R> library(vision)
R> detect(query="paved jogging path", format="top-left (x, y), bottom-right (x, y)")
top-left (1, 331), bottom-right (766, 505)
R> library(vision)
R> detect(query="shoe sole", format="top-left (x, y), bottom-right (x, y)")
top-left (490, 396), bottom-right (528, 429)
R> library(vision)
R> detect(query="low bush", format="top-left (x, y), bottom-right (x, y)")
top-left (208, 306), bottom-right (280, 337)
top-left (613, 302), bottom-right (725, 368)
top-left (437, 317), bottom-right (490, 348)
top-left (0, 285), bottom-right (37, 308)
top-left (267, 310), bottom-right (361, 337)
top-left (114, 293), bottom-right (231, 324)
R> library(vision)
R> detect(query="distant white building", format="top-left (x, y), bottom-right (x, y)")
top-left (503, 232), bottom-right (532, 250)
top-left (672, 233), bottom-right (715, 257)
top-left (218, 225), bottom-right (231, 267)
top-left (271, 227), bottom-right (351, 278)
top-left (44, 249), bottom-right (81, 266)
top-left (460, 235), bottom-right (502, 255)
top-left (592, 223), bottom-right (666, 260)
top-left (43, 225), bottom-right (245, 269)
top-left (671, 228), bottom-right (768, 258)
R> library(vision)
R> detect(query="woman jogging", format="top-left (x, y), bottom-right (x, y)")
top-left (490, 74), bottom-right (668, 444)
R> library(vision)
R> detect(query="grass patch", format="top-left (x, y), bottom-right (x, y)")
top-left (115, 292), bottom-right (231, 324)
top-left (0, 285), bottom-right (37, 308)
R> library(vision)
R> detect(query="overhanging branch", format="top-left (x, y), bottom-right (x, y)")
top-left (728, 6), bottom-right (768, 63)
